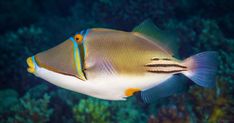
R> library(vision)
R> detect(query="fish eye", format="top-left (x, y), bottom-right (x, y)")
top-left (74, 34), bottom-right (83, 44)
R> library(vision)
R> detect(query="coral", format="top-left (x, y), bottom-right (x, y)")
top-left (71, 96), bottom-right (146, 123)
top-left (0, 89), bottom-right (18, 114)
top-left (166, 18), bottom-right (234, 121)
top-left (72, 97), bottom-right (110, 123)
top-left (72, 97), bottom-right (146, 123)
top-left (52, 88), bottom-right (86, 107)
top-left (146, 95), bottom-right (194, 123)
top-left (46, 88), bottom-right (87, 123)
top-left (188, 79), bottom-right (233, 123)
top-left (27, 84), bottom-right (49, 98)
top-left (0, 92), bottom-right (53, 123)
top-left (162, 17), bottom-right (234, 123)
top-left (111, 97), bottom-right (146, 123)
top-left (192, 18), bottom-right (234, 80)
top-left (217, 14), bottom-right (234, 38)
top-left (155, 105), bottom-right (190, 123)
top-left (0, 25), bottom-right (53, 92)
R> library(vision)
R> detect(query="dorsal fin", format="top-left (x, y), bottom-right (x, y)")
top-left (132, 19), bottom-right (179, 57)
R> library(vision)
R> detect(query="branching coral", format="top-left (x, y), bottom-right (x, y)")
top-left (163, 17), bottom-right (234, 122)
top-left (0, 25), bottom-right (54, 92)
top-left (72, 97), bottom-right (146, 123)
top-left (189, 79), bottom-right (233, 123)
top-left (111, 97), bottom-right (146, 123)
top-left (72, 97), bottom-right (110, 123)
top-left (0, 92), bottom-right (53, 123)
top-left (0, 89), bottom-right (19, 114)
top-left (145, 17), bottom-right (234, 123)
top-left (147, 95), bottom-right (194, 123)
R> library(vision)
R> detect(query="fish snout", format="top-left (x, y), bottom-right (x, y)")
top-left (26, 57), bottom-right (36, 73)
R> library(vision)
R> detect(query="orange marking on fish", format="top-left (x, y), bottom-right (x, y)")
top-left (125, 88), bottom-right (141, 96)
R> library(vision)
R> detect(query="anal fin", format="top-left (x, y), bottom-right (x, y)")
top-left (139, 74), bottom-right (189, 104)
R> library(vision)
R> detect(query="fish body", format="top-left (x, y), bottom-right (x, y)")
top-left (27, 20), bottom-right (218, 103)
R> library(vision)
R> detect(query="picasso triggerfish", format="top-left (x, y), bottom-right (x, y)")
top-left (26, 20), bottom-right (218, 103)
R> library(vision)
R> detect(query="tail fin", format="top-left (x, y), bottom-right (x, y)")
top-left (182, 51), bottom-right (218, 88)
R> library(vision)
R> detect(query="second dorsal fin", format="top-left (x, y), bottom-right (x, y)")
top-left (132, 19), bottom-right (179, 56)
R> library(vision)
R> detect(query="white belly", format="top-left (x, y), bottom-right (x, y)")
top-left (35, 67), bottom-right (172, 100)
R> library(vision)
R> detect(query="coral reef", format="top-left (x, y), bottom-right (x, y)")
top-left (146, 94), bottom-right (194, 123)
top-left (188, 79), bottom-right (234, 123)
top-left (0, 89), bottom-right (19, 114)
top-left (72, 97), bottom-right (146, 123)
top-left (142, 14), bottom-right (234, 123)
top-left (0, 91), bottom-right (53, 123)
top-left (72, 97), bottom-right (110, 123)
top-left (152, 104), bottom-right (190, 123)
top-left (160, 17), bottom-right (234, 123)
top-left (111, 97), bottom-right (146, 123)
top-left (0, 25), bottom-right (52, 93)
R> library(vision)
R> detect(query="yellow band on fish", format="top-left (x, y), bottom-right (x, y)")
top-left (70, 37), bottom-right (86, 80)
top-left (70, 29), bottom-right (89, 80)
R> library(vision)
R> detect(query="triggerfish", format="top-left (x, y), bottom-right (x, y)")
top-left (26, 20), bottom-right (218, 103)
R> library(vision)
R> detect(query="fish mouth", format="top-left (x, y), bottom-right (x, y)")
top-left (26, 57), bottom-right (36, 73)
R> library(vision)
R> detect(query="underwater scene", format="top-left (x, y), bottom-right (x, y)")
top-left (0, 0), bottom-right (234, 123)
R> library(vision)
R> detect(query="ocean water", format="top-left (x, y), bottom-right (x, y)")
top-left (0, 0), bottom-right (233, 123)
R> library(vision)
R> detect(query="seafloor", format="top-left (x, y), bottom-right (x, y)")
top-left (0, 0), bottom-right (233, 123)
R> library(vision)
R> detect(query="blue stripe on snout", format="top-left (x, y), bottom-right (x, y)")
top-left (70, 37), bottom-right (83, 71)
top-left (32, 56), bottom-right (38, 70)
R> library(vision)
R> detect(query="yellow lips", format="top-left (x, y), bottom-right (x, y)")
top-left (26, 57), bottom-right (35, 73)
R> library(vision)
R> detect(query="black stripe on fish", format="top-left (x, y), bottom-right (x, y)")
top-left (162, 58), bottom-right (171, 61)
top-left (151, 58), bottom-right (172, 61)
top-left (151, 58), bottom-right (160, 60)
top-left (145, 64), bottom-right (187, 69)
top-left (147, 69), bottom-right (186, 73)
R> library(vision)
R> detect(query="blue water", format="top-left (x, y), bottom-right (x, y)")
top-left (0, 0), bottom-right (233, 123)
